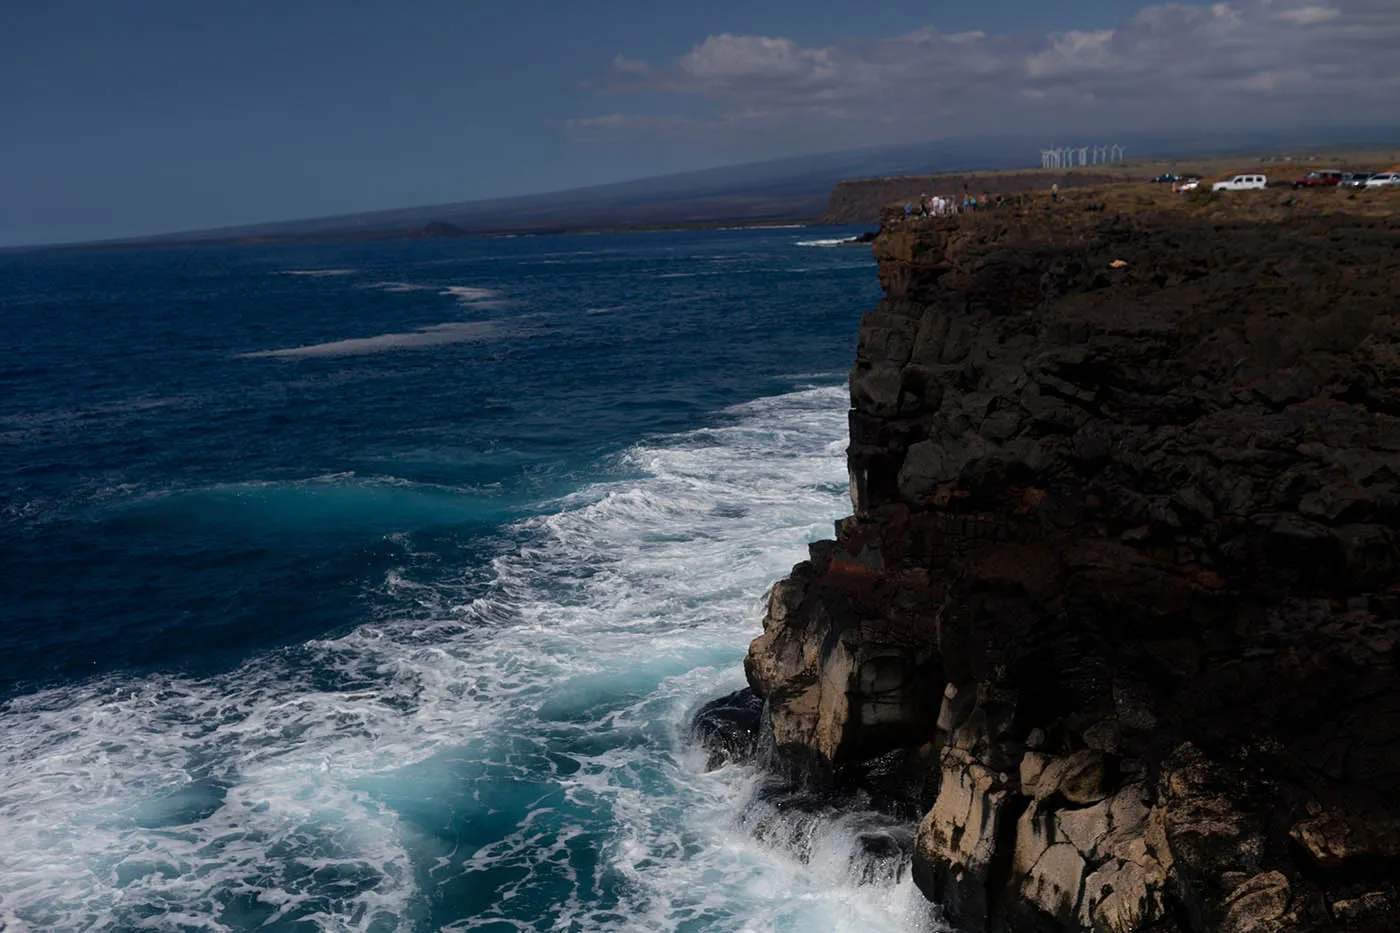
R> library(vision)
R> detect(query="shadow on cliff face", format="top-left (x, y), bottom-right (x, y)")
top-left (716, 186), bottom-right (1400, 933)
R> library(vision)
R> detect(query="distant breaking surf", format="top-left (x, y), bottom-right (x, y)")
top-left (239, 321), bottom-right (505, 359)
top-left (795, 236), bottom-right (858, 248)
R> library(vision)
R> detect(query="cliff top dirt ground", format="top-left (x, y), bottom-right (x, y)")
top-left (865, 148), bottom-right (1400, 189)
top-left (822, 147), bottom-right (1400, 223)
top-left (884, 175), bottom-right (1400, 222)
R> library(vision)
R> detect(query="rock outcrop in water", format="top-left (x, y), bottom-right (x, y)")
top-left (725, 187), bottom-right (1400, 932)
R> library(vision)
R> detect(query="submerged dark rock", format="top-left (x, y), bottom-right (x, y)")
top-left (734, 187), bottom-right (1400, 932)
top-left (690, 687), bottom-right (766, 770)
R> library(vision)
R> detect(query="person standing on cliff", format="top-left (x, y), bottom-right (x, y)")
top-left (1051, 182), bottom-right (1060, 203)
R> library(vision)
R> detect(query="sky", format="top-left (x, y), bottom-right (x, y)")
top-left (2, 0), bottom-right (1397, 245)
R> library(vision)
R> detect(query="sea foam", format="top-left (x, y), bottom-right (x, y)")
top-left (0, 385), bottom-right (938, 932)
top-left (795, 237), bottom-right (859, 248)
top-left (239, 321), bottom-right (506, 359)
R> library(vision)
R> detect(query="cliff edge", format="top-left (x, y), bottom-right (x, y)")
top-left (741, 186), bottom-right (1400, 932)
top-left (821, 171), bottom-right (1127, 225)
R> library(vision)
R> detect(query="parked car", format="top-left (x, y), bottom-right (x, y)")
top-left (1292, 170), bottom-right (1343, 189)
top-left (1214, 174), bottom-right (1268, 191)
top-left (1150, 173), bottom-right (1179, 183)
top-left (1342, 173), bottom-right (1373, 188)
top-left (1365, 173), bottom-right (1400, 188)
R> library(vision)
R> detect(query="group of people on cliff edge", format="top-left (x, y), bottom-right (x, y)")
top-left (909, 194), bottom-right (957, 216)
top-left (905, 185), bottom-right (997, 218)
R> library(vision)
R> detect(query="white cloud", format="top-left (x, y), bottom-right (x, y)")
top-left (1241, 70), bottom-right (1277, 91)
top-left (679, 35), bottom-right (832, 83)
top-left (610, 54), bottom-right (650, 76)
top-left (1025, 30), bottom-right (1116, 79)
top-left (1278, 5), bottom-right (1342, 24)
top-left (573, 0), bottom-right (1400, 147)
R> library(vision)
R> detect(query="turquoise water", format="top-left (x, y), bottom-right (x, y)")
top-left (0, 229), bottom-right (935, 931)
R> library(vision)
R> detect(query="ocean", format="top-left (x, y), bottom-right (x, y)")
top-left (0, 228), bottom-right (936, 931)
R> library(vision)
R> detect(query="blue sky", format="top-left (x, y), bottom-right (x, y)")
top-left (2, 0), bottom-right (1395, 245)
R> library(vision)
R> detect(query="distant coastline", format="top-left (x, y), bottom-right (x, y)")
top-left (0, 217), bottom-right (829, 255)
top-left (6, 140), bottom-right (1397, 255)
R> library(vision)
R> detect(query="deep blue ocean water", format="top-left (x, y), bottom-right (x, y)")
top-left (0, 228), bottom-right (935, 932)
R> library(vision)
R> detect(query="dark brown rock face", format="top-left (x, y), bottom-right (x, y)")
top-left (744, 188), bottom-right (1400, 932)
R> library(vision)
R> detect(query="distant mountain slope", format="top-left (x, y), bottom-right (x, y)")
top-left (79, 139), bottom-right (1038, 247)
top-left (20, 124), bottom-right (1400, 250)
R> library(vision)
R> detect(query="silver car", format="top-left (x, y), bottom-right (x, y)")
top-left (1365, 173), bottom-right (1400, 188)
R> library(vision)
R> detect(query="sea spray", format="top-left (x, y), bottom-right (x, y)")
top-left (0, 386), bottom-right (935, 931)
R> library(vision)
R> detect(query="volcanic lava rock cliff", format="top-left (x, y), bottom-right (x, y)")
top-left (742, 187), bottom-right (1400, 932)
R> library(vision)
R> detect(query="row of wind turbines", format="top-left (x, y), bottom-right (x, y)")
top-left (1041, 145), bottom-right (1126, 168)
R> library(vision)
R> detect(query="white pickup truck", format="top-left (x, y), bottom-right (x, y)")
top-left (1213, 174), bottom-right (1268, 191)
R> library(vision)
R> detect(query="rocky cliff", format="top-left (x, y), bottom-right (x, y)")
top-left (721, 186), bottom-right (1400, 932)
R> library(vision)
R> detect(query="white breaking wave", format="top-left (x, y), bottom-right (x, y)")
top-left (238, 321), bottom-right (508, 359)
top-left (715, 225), bottom-right (809, 231)
top-left (795, 237), bottom-right (858, 248)
top-left (366, 281), bottom-right (436, 293)
top-left (0, 385), bottom-right (938, 932)
top-left (440, 286), bottom-right (501, 304)
top-left (441, 286), bottom-right (515, 311)
top-left (357, 283), bottom-right (512, 310)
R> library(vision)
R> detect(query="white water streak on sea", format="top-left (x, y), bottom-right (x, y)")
top-left (0, 385), bottom-right (938, 932)
top-left (795, 237), bottom-right (858, 248)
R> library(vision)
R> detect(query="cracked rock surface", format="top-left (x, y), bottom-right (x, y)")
top-left (742, 188), bottom-right (1400, 932)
